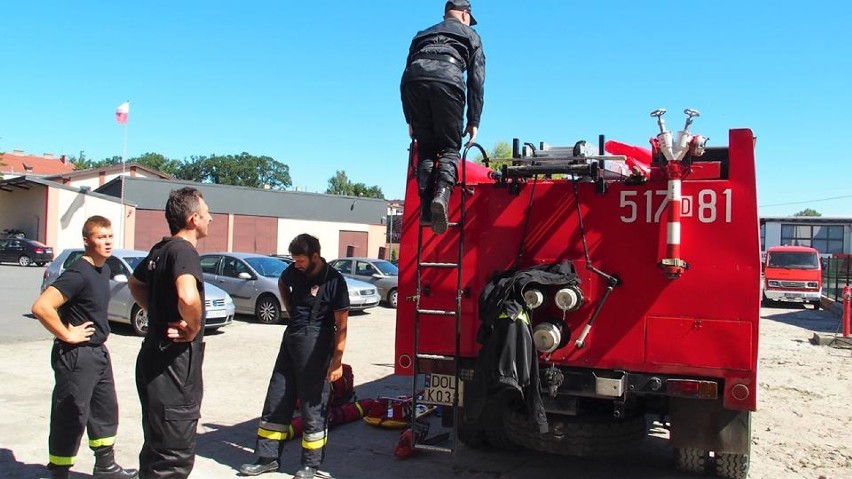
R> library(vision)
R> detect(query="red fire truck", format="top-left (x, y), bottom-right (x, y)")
top-left (395, 110), bottom-right (759, 479)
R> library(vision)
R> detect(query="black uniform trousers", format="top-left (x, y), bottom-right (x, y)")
top-left (136, 339), bottom-right (205, 479)
top-left (255, 326), bottom-right (333, 468)
top-left (49, 342), bottom-right (119, 467)
top-left (401, 80), bottom-right (466, 194)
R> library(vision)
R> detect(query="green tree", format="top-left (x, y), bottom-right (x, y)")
top-left (326, 170), bottom-right (384, 199)
top-left (473, 141), bottom-right (513, 172)
top-left (133, 152), bottom-right (181, 176)
top-left (793, 208), bottom-right (821, 217)
top-left (178, 153), bottom-right (292, 189)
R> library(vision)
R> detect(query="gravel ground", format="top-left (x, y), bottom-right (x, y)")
top-left (0, 263), bottom-right (850, 478)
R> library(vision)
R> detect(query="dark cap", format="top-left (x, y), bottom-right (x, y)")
top-left (445, 0), bottom-right (477, 26)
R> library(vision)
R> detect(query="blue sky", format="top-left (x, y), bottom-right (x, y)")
top-left (1, 1), bottom-right (850, 216)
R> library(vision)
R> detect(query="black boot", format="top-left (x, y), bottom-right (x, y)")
top-left (294, 465), bottom-right (318, 479)
top-left (430, 184), bottom-right (452, 234)
top-left (92, 446), bottom-right (138, 479)
top-left (419, 191), bottom-right (433, 226)
top-left (238, 457), bottom-right (280, 476)
top-left (47, 464), bottom-right (70, 479)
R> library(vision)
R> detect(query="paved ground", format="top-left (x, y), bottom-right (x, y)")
top-left (2, 263), bottom-right (847, 478)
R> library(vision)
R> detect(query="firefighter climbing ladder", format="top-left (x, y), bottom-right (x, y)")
top-left (410, 143), bottom-right (486, 453)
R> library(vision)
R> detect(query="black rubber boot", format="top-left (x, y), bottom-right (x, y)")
top-left (294, 465), bottom-right (318, 479)
top-left (430, 184), bottom-right (452, 234)
top-left (238, 457), bottom-right (280, 476)
top-left (419, 191), bottom-right (433, 226)
top-left (48, 464), bottom-right (70, 479)
top-left (92, 446), bottom-right (138, 479)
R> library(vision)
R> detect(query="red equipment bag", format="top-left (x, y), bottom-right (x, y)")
top-left (329, 363), bottom-right (355, 406)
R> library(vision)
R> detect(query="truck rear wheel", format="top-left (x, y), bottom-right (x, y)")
top-left (715, 452), bottom-right (749, 479)
top-left (674, 447), bottom-right (708, 474)
top-left (505, 409), bottom-right (647, 456)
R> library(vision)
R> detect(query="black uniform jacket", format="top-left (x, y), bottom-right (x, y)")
top-left (401, 17), bottom-right (485, 128)
top-left (467, 261), bottom-right (581, 434)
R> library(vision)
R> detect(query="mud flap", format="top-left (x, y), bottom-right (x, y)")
top-left (669, 398), bottom-right (751, 454)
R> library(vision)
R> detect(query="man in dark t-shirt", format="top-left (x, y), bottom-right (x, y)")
top-left (128, 187), bottom-right (211, 479)
top-left (32, 215), bottom-right (137, 479)
top-left (239, 234), bottom-right (349, 479)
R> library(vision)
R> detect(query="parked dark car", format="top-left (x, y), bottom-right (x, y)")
top-left (2, 228), bottom-right (26, 239)
top-left (0, 238), bottom-right (54, 266)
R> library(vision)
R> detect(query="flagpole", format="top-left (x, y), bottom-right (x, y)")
top-left (120, 107), bottom-right (128, 248)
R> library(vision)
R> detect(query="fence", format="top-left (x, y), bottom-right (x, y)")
top-left (823, 255), bottom-right (852, 301)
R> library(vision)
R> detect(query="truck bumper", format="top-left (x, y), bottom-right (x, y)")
top-left (764, 289), bottom-right (821, 303)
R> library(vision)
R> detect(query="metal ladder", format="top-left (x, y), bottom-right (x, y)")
top-left (410, 144), bottom-right (485, 453)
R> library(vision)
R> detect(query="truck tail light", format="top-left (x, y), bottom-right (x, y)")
top-left (667, 379), bottom-right (718, 399)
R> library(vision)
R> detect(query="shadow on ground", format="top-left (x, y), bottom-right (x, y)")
top-left (761, 303), bottom-right (844, 334)
top-left (193, 375), bottom-right (694, 479)
top-left (0, 448), bottom-right (56, 479)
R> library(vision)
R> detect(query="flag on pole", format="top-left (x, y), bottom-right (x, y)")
top-left (116, 101), bottom-right (130, 124)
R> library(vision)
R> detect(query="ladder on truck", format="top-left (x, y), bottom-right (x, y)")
top-left (409, 143), bottom-right (486, 453)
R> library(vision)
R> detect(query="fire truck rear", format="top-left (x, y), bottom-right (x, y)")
top-left (395, 110), bottom-right (760, 479)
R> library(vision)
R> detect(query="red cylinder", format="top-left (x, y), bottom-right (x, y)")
top-left (843, 285), bottom-right (851, 338)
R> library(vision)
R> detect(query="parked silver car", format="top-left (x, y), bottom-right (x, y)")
top-left (201, 252), bottom-right (381, 323)
top-left (329, 257), bottom-right (399, 308)
top-left (43, 248), bottom-right (236, 335)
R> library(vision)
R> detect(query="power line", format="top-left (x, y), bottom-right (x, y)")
top-left (759, 194), bottom-right (852, 208)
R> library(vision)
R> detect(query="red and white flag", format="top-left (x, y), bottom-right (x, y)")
top-left (116, 101), bottom-right (130, 124)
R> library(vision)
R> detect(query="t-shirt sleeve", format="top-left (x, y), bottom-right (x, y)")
top-left (171, 242), bottom-right (203, 283)
top-left (281, 265), bottom-right (294, 289)
top-left (332, 275), bottom-right (350, 311)
top-left (51, 268), bottom-right (84, 302)
top-left (132, 253), bottom-right (150, 283)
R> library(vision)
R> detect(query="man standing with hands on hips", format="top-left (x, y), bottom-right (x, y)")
top-left (32, 215), bottom-right (138, 479)
top-left (240, 234), bottom-right (349, 479)
top-left (401, 0), bottom-right (485, 234)
top-left (129, 187), bottom-right (211, 479)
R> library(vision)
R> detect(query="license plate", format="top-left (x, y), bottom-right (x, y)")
top-left (421, 373), bottom-right (463, 406)
top-left (784, 293), bottom-right (803, 299)
top-left (206, 310), bottom-right (227, 319)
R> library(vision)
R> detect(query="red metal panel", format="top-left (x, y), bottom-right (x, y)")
top-left (645, 316), bottom-right (752, 371)
top-left (232, 215), bottom-right (277, 254)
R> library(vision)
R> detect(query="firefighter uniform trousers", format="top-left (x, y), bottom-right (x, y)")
top-left (136, 340), bottom-right (205, 479)
top-left (256, 326), bottom-right (333, 468)
top-left (49, 342), bottom-right (120, 467)
top-left (401, 81), bottom-right (465, 191)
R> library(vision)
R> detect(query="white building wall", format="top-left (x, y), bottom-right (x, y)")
top-left (55, 189), bottom-right (125, 253)
top-left (72, 177), bottom-right (102, 190)
top-left (276, 219), bottom-right (383, 258)
top-left (65, 171), bottom-right (157, 190)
